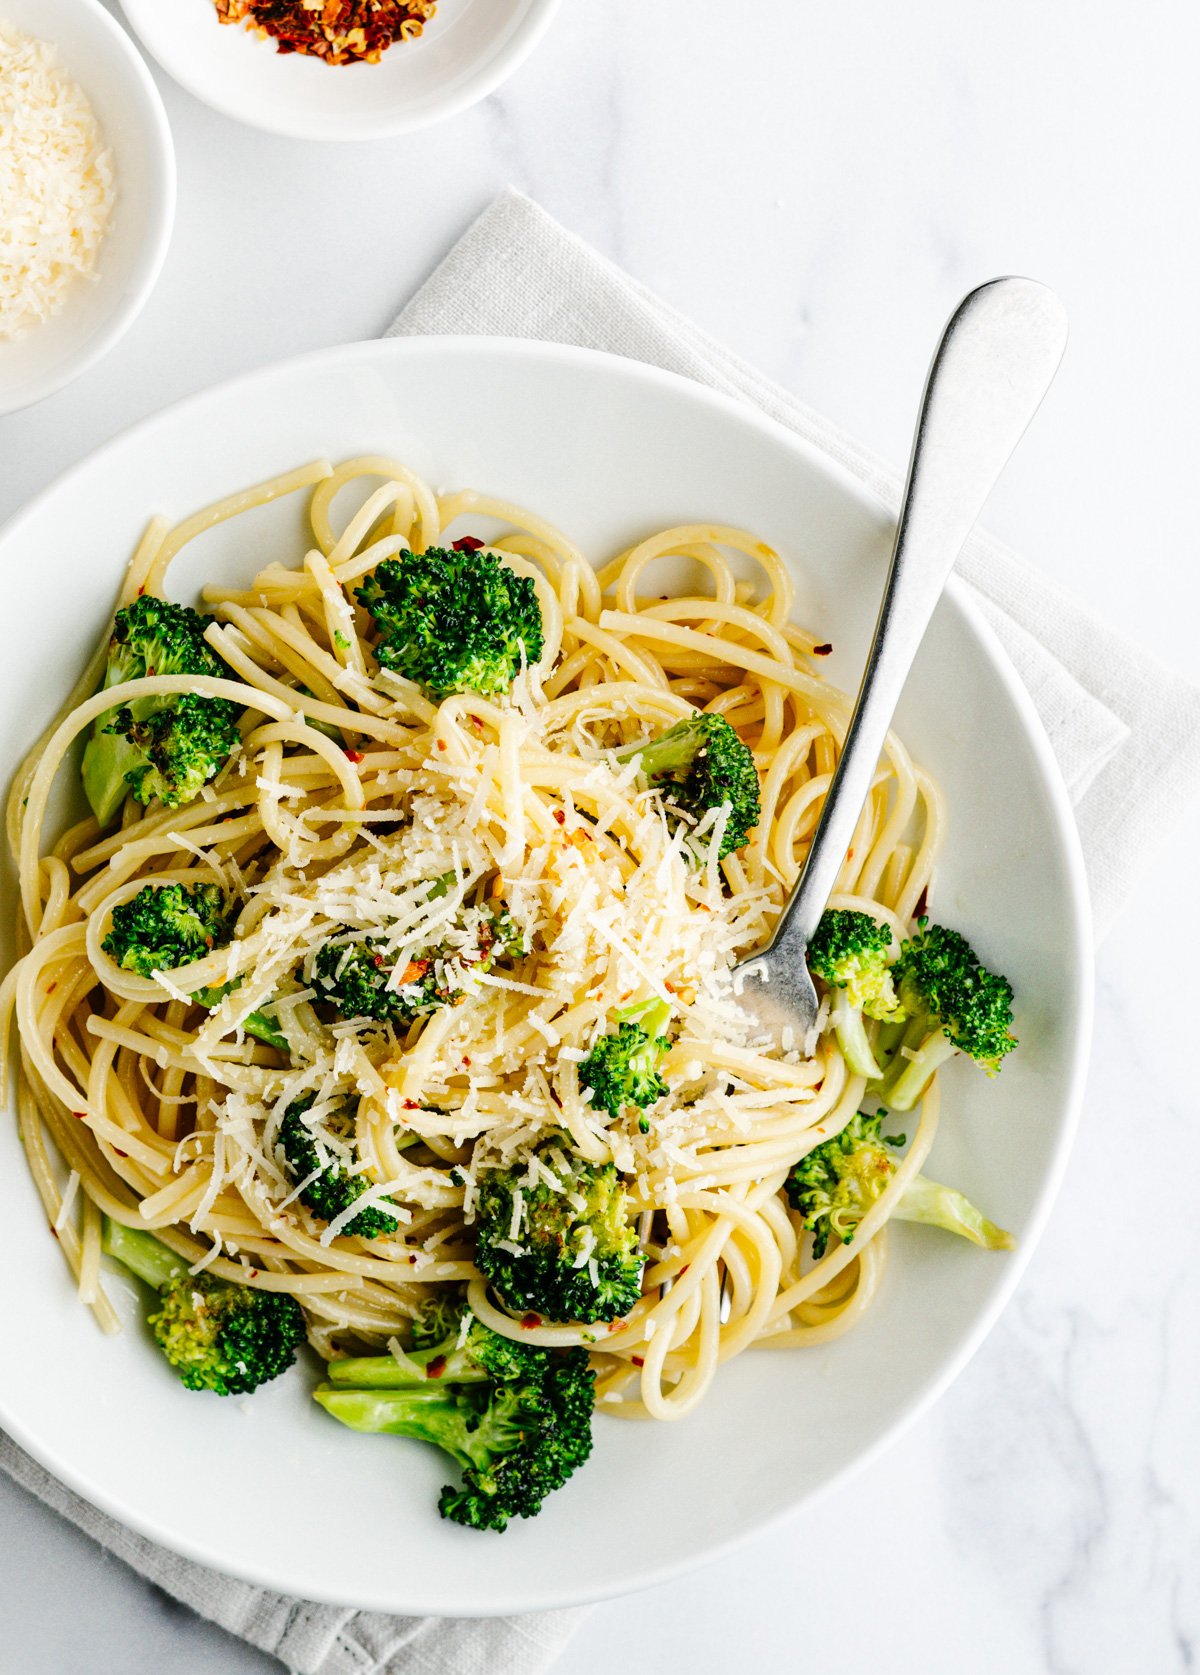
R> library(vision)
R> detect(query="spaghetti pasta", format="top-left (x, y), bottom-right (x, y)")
top-left (2, 456), bottom-right (951, 1430)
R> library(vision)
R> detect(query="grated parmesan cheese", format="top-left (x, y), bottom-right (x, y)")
top-left (0, 23), bottom-right (115, 340)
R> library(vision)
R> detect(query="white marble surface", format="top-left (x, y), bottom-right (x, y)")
top-left (1, 2), bottom-right (1198, 1671)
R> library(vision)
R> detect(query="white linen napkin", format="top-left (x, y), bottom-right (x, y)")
top-left (5, 188), bottom-right (1200, 1675)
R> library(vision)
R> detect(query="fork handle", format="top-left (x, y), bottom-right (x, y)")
top-left (764, 277), bottom-right (1068, 959)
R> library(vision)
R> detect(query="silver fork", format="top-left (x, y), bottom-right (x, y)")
top-left (732, 277), bottom-right (1069, 1041)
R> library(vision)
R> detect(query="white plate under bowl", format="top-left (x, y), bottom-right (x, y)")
top-left (0, 338), bottom-right (1092, 1616)
top-left (0, 0), bottom-right (175, 415)
top-left (118, 0), bottom-right (561, 141)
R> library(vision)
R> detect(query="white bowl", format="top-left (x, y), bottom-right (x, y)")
top-left (119, 0), bottom-right (561, 141)
top-left (0, 0), bottom-right (175, 415)
top-left (0, 338), bottom-right (1092, 1614)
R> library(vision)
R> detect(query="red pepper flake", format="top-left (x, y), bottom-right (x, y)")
top-left (812, 642), bottom-right (833, 656)
top-left (73, 1111), bottom-right (86, 1121)
top-left (213, 0), bottom-right (437, 64)
top-left (398, 959), bottom-right (430, 984)
top-left (113, 1148), bottom-right (128, 1159)
top-left (249, 1269), bottom-right (260, 1279)
top-left (607, 1320), bottom-right (623, 1333)
top-left (914, 884), bottom-right (930, 918)
top-left (45, 981), bottom-right (57, 994)
top-left (678, 1264), bottom-right (689, 1276)
top-left (553, 809), bottom-right (566, 825)
top-left (520, 1312), bottom-right (542, 1330)
top-left (461, 1054), bottom-right (472, 1068)
top-left (436, 739), bottom-right (447, 751)
top-left (343, 747), bottom-right (364, 764)
top-left (402, 1098), bottom-right (421, 1110)
top-left (452, 536), bottom-right (485, 552)
top-left (425, 1354), bottom-right (448, 1379)
top-left (631, 1355), bottom-right (645, 1367)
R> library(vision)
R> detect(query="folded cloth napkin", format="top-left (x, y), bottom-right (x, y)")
top-left (6, 188), bottom-right (1200, 1675)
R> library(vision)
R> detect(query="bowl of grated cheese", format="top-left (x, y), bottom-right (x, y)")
top-left (0, 0), bottom-right (174, 414)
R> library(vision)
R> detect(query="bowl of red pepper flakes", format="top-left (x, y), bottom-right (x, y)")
top-left (214, 0), bottom-right (438, 68)
top-left (118, 0), bottom-right (562, 139)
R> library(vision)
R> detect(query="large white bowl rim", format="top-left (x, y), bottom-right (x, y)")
top-left (0, 337), bottom-right (1093, 1615)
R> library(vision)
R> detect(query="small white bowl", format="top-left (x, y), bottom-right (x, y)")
top-left (0, 0), bottom-right (175, 416)
top-left (119, 0), bottom-right (561, 141)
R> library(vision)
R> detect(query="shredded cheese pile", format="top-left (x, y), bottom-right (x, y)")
top-left (175, 685), bottom-right (792, 1261)
top-left (0, 22), bottom-right (114, 341)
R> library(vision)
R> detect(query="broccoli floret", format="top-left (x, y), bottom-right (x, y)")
top-left (103, 880), bottom-right (231, 976)
top-left (881, 918), bottom-right (1018, 1112)
top-left (355, 546), bottom-right (544, 700)
top-left (785, 1110), bottom-right (1013, 1259)
top-left (102, 881), bottom-right (287, 1052)
top-left (474, 1145), bottom-right (644, 1324)
top-left (807, 908), bottom-right (904, 1081)
top-left (81, 596), bottom-right (239, 826)
top-left (617, 712), bottom-right (760, 861)
top-left (279, 1095), bottom-right (399, 1240)
top-left (312, 880), bottom-right (525, 1025)
top-left (579, 999), bottom-right (671, 1129)
top-left (101, 1216), bottom-right (306, 1395)
top-left (314, 1295), bottom-right (594, 1532)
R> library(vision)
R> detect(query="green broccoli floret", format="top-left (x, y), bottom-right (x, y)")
top-left (579, 999), bottom-right (671, 1130)
top-left (279, 1095), bottom-right (400, 1240)
top-left (102, 881), bottom-right (287, 1052)
top-left (785, 1110), bottom-right (1013, 1259)
top-left (355, 545), bottom-right (544, 700)
top-left (807, 908), bottom-right (904, 1081)
top-left (81, 596), bottom-right (239, 826)
top-left (881, 918), bottom-right (1018, 1112)
top-left (314, 1295), bottom-right (594, 1532)
top-left (101, 1216), bottom-right (306, 1395)
top-left (312, 879), bottom-right (525, 1025)
top-left (103, 880), bottom-right (231, 976)
top-left (617, 712), bottom-right (760, 861)
top-left (474, 1145), bottom-right (644, 1324)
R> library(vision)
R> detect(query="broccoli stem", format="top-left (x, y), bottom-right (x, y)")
top-left (101, 1218), bottom-right (187, 1290)
top-left (830, 997), bottom-right (883, 1081)
top-left (313, 1386), bottom-right (482, 1471)
top-left (874, 1016), bottom-right (909, 1064)
top-left (615, 996), bottom-right (671, 1036)
top-left (328, 1350), bottom-right (489, 1388)
top-left (81, 729), bottom-right (142, 828)
top-left (619, 729), bottom-right (697, 777)
top-left (193, 984), bottom-right (289, 1053)
top-left (243, 1012), bottom-right (288, 1052)
top-left (895, 1175), bottom-right (1014, 1250)
top-left (885, 1029), bottom-right (960, 1111)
